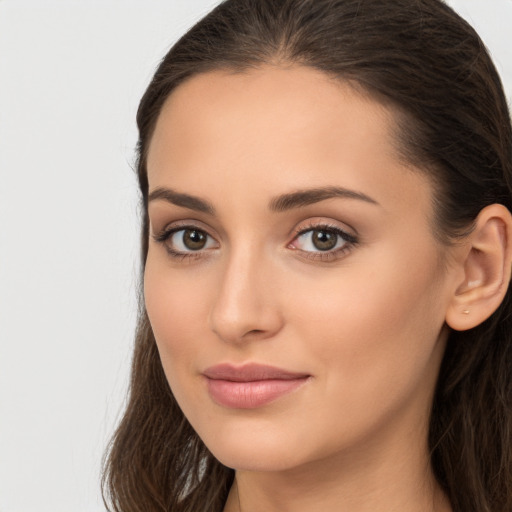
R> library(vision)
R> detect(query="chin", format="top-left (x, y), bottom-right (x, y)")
top-left (195, 420), bottom-right (321, 473)
top-left (210, 443), bottom-right (305, 472)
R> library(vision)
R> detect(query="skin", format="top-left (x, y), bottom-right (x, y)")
top-left (143, 65), bottom-right (465, 512)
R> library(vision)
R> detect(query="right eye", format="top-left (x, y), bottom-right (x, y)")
top-left (154, 226), bottom-right (218, 257)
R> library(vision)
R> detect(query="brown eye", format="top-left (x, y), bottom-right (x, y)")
top-left (159, 227), bottom-right (218, 255)
top-left (183, 229), bottom-right (207, 250)
top-left (289, 224), bottom-right (357, 257)
top-left (311, 229), bottom-right (338, 251)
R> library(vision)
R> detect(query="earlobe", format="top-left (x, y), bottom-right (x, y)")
top-left (446, 204), bottom-right (512, 331)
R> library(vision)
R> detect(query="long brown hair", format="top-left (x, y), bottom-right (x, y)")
top-left (102, 1), bottom-right (512, 511)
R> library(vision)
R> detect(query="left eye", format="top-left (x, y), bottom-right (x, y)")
top-left (290, 227), bottom-right (352, 252)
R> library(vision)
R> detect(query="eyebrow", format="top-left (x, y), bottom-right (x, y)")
top-left (269, 186), bottom-right (379, 212)
top-left (147, 185), bottom-right (379, 215)
top-left (148, 187), bottom-right (216, 215)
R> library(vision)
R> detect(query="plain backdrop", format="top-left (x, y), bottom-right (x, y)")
top-left (0, 1), bottom-right (510, 511)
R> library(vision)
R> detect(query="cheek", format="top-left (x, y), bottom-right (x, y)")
top-left (143, 256), bottom-right (210, 373)
top-left (143, 259), bottom-right (216, 424)
top-left (288, 243), bottom-right (447, 412)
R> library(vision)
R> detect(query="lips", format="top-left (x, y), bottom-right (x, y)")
top-left (203, 363), bottom-right (310, 409)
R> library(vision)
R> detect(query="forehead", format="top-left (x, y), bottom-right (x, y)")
top-left (147, 65), bottom-right (432, 221)
top-left (149, 65), bottom-right (396, 169)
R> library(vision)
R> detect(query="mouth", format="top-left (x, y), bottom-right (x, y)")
top-left (202, 363), bottom-right (311, 409)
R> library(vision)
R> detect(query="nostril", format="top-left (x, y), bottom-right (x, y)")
top-left (246, 329), bottom-right (264, 336)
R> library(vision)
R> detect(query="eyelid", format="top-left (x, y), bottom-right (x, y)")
top-left (151, 218), bottom-right (358, 263)
top-left (151, 218), bottom-right (217, 240)
top-left (288, 220), bottom-right (358, 262)
top-left (152, 221), bottom-right (220, 260)
top-left (291, 218), bottom-right (357, 240)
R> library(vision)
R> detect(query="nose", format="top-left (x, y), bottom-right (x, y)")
top-left (208, 246), bottom-right (284, 344)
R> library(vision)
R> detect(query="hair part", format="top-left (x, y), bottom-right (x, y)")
top-left (103, 1), bottom-right (512, 511)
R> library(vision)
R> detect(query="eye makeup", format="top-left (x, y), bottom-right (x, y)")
top-left (152, 223), bottom-right (219, 261)
top-left (152, 218), bottom-right (358, 264)
top-left (288, 222), bottom-right (358, 262)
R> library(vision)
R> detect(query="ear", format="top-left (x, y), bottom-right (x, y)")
top-left (446, 204), bottom-right (512, 331)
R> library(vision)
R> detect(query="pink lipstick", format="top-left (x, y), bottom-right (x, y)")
top-left (203, 363), bottom-right (310, 409)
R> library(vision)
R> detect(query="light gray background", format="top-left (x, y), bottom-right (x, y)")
top-left (0, 1), bottom-right (510, 511)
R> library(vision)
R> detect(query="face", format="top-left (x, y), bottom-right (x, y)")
top-left (144, 65), bottom-right (456, 472)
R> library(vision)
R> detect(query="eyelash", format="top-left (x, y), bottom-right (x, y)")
top-left (289, 222), bottom-right (358, 262)
top-left (152, 222), bottom-right (358, 263)
top-left (152, 224), bottom-right (213, 261)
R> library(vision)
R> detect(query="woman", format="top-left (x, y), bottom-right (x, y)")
top-left (102, 1), bottom-right (512, 511)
